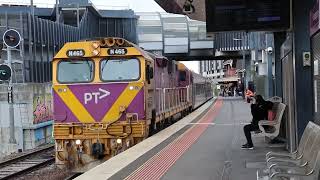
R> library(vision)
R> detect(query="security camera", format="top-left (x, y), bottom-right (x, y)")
top-left (183, 0), bottom-right (195, 14)
top-left (267, 47), bottom-right (273, 54)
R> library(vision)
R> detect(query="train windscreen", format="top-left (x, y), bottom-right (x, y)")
top-left (57, 60), bottom-right (94, 83)
top-left (100, 58), bottom-right (140, 82)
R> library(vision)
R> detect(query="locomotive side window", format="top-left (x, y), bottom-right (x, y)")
top-left (100, 58), bottom-right (140, 82)
top-left (57, 60), bottom-right (94, 83)
top-left (179, 70), bottom-right (187, 81)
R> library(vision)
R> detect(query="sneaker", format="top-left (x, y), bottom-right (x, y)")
top-left (241, 143), bottom-right (249, 147)
top-left (241, 143), bottom-right (254, 150)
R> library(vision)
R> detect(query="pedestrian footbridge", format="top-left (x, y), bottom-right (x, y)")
top-left (136, 12), bottom-right (250, 60)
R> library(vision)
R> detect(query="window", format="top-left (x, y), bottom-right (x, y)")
top-left (179, 71), bottom-right (187, 81)
top-left (101, 58), bottom-right (140, 81)
top-left (57, 60), bottom-right (94, 83)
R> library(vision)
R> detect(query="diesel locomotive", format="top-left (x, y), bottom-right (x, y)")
top-left (52, 37), bottom-right (212, 169)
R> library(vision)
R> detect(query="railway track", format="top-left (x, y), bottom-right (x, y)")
top-left (0, 145), bottom-right (55, 180)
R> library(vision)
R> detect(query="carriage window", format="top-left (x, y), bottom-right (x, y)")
top-left (100, 58), bottom-right (140, 81)
top-left (57, 60), bottom-right (94, 83)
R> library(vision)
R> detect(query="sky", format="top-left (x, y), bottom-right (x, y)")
top-left (0, 0), bottom-right (199, 73)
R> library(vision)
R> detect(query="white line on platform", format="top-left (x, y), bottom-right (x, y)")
top-left (215, 123), bottom-right (249, 126)
top-left (174, 122), bottom-right (249, 126)
top-left (174, 122), bottom-right (216, 125)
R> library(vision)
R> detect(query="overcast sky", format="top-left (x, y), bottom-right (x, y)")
top-left (0, 0), bottom-right (199, 73)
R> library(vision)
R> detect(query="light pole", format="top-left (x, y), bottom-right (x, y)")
top-left (56, 0), bottom-right (59, 23)
top-left (233, 37), bottom-right (247, 97)
top-left (30, 0), bottom-right (34, 17)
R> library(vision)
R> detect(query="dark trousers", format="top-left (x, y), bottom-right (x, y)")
top-left (244, 124), bottom-right (259, 146)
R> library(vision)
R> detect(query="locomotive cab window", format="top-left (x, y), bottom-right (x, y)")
top-left (179, 70), bottom-right (187, 81)
top-left (100, 58), bottom-right (140, 82)
top-left (57, 60), bottom-right (94, 83)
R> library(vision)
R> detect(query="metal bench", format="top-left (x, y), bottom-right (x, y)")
top-left (267, 128), bottom-right (320, 169)
top-left (257, 103), bottom-right (286, 139)
top-left (268, 151), bottom-right (320, 180)
top-left (268, 138), bottom-right (320, 180)
top-left (266, 122), bottom-right (318, 162)
top-left (257, 122), bottom-right (320, 180)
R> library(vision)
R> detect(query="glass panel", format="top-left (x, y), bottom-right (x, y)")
top-left (101, 58), bottom-right (140, 81)
top-left (58, 60), bottom-right (94, 83)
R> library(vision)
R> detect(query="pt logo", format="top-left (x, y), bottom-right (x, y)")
top-left (84, 88), bottom-right (110, 104)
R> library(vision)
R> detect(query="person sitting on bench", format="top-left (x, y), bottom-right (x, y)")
top-left (242, 95), bottom-right (273, 149)
top-left (245, 88), bottom-right (255, 103)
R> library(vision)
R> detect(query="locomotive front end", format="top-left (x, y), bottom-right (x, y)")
top-left (52, 38), bottom-right (152, 169)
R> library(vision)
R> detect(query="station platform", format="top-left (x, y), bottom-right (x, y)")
top-left (76, 97), bottom-right (287, 180)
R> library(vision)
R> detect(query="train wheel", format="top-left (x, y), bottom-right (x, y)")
top-left (145, 125), bottom-right (150, 138)
top-left (149, 110), bottom-right (157, 136)
top-left (165, 117), bottom-right (172, 126)
top-left (157, 121), bottom-right (163, 131)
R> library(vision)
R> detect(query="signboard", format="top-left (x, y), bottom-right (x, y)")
top-left (206, 0), bottom-right (291, 32)
top-left (303, 52), bottom-right (311, 66)
top-left (3, 29), bottom-right (21, 48)
top-left (223, 60), bottom-right (233, 66)
top-left (0, 64), bottom-right (12, 81)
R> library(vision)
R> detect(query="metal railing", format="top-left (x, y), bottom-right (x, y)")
top-left (156, 86), bottom-right (191, 114)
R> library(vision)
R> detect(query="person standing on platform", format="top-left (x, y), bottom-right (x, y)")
top-left (241, 95), bottom-right (273, 149)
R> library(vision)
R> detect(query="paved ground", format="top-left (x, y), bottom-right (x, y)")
top-left (161, 97), bottom-right (285, 180)
top-left (77, 97), bottom-right (287, 180)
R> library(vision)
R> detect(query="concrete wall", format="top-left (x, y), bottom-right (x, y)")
top-left (0, 83), bottom-right (53, 157)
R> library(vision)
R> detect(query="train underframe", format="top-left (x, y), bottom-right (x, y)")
top-left (54, 103), bottom-right (193, 171)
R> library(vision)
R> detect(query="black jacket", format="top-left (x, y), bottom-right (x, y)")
top-left (251, 101), bottom-right (273, 126)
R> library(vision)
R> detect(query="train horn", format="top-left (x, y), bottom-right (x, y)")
top-left (116, 39), bottom-right (125, 46)
top-left (101, 38), bottom-right (116, 47)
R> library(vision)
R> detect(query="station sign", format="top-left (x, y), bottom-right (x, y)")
top-left (3, 29), bottom-right (21, 48)
top-left (0, 64), bottom-right (12, 81)
top-left (206, 0), bottom-right (291, 32)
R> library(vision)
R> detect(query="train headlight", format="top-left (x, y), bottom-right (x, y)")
top-left (116, 138), bottom-right (122, 144)
top-left (129, 86), bottom-right (134, 90)
top-left (75, 139), bottom-right (81, 145)
top-left (119, 106), bottom-right (126, 112)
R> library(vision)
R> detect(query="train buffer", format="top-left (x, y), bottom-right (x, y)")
top-left (75, 97), bottom-right (289, 180)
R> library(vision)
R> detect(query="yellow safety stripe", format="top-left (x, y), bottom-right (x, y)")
top-left (102, 83), bottom-right (143, 123)
top-left (53, 85), bottom-right (95, 123)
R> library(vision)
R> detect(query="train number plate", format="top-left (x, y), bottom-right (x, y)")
top-left (66, 49), bottom-right (85, 57)
top-left (108, 48), bottom-right (127, 55)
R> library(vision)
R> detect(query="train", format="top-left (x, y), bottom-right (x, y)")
top-left (52, 37), bottom-right (212, 169)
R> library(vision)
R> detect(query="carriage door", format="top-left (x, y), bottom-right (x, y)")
top-left (145, 60), bottom-right (155, 122)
